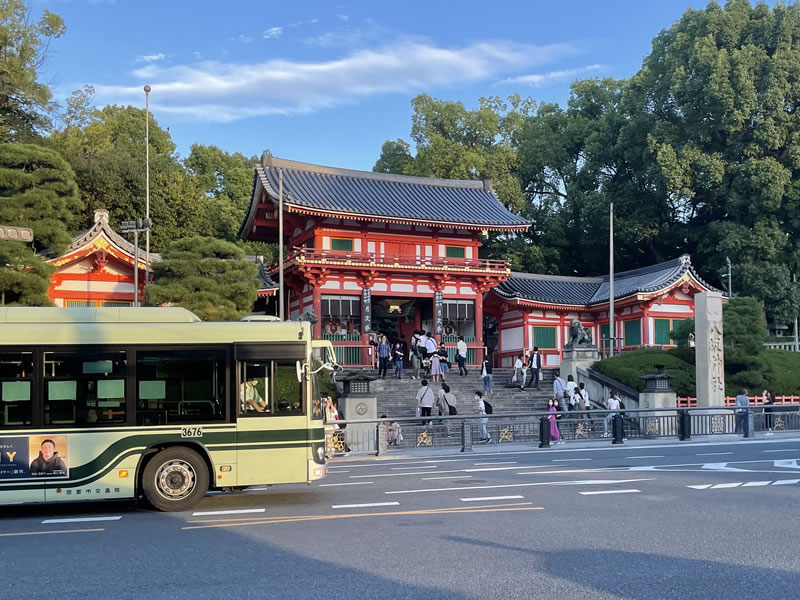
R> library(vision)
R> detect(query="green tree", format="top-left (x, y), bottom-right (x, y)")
top-left (184, 143), bottom-right (256, 242)
top-left (372, 139), bottom-right (413, 174)
top-left (0, 0), bottom-right (66, 142)
top-left (52, 104), bottom-right (210, 250)
top-left (722, 296), bottom-right (772, 392)
top-left (146, 236), bottom-right (258, 321)
top-left (0, 143), bottom-right (80, 305)
top-left (633, 0), bottom-right (800, 321)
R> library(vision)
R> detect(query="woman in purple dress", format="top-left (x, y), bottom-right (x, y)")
top-left (548, 398), bottom-right (563, 444)
top-left (430, 352), bottom-right (442, 382)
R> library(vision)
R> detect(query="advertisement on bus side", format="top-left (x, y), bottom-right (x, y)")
top-left (0, 435), bottom-right (69, 480)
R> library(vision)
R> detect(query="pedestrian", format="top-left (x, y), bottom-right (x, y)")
top-left (437, 346), bottom-right (450, 377)
top-left (764, 390), bottom-right (776, 435)
top-left (456, 335), bottom-right (468, 376)
top-left (393, 342), bottom-right (404, 379)
top-left (430, 351), bottom-right (442, 382)
top-left (416, 379), bottom-right (435, 425)
top-left (735, 388), bottom-right (750, 435)
top-left (436, 383), bottom-right (456, 436)
top-left (475, 391), bottom-right (491, 443)
top-left (548, 398), bottom-right (563, 444)
top-left (332, 398), bottom-right (351, 454)
top-left (553, 371), bottom-right (567, 411)
top-left (482, 352), bottom-right (494, 395)
top-left (570, 385), bottom-right (584, 416)
top-left (579, 382), bottom-right (591, 418)
top-left (565, 375), bottom-right (577, 411)
top-left (603, 391), bottom-right (621, 437)
top-left (410, 331), bottom-right (422, 379)
top-left (423, 332), bottom-right (437, 360)
top-left (527, 346), bottom-right (542, 389)
top-left (513, 354), bottom-right (524, 386)
top-left (377, 334), bottom-right (391, 378)
top-left (382, 414), bottom-right (403, 447)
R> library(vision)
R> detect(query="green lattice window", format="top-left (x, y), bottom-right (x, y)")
top-left (330, 238), bottom-right (353, 252)
top-left (533, 326), bottom-right (557, 349)
top-left (623, 319), bottom-right (641, 346)
top-left (445, 246), bottom-right (465, 258)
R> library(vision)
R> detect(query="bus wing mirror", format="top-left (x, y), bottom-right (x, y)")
top-left (296, 360), bottom-right (303, 383)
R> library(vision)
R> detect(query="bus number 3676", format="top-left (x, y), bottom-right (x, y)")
top-left (181, 427), bottom-right (203, 438)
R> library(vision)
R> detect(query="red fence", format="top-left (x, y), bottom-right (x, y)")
top-left (676, 395), bottom-right (800, 408)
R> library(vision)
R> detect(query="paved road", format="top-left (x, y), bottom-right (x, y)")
top-left (3, 437), bottom-right (800, 599)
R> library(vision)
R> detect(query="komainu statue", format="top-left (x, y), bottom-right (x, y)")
top-left (569, 319), bottom-right (592, 346)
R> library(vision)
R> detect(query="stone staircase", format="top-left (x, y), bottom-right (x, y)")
top-left (339, 367), bottom-right (559, 418)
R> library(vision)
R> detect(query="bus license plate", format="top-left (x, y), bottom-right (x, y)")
top-left (181, 427), bottom-right (203, 438)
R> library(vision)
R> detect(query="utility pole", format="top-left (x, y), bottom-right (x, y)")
top-left (726, 256), bottom-right (732, 298)
top-left (278, 168), bottom-right (284, 321)
top-left (608, 203), bottom-right (615, 357)
top-left (144, 85), bottom-right (152, 290)
top-left (121, 219), bottom-right (152, 307)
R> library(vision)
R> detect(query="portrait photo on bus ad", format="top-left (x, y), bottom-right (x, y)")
top-left (28, 435), bottom-right (69, 478)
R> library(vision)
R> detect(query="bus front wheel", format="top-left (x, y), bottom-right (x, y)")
top-left (142, 447), bottom-right (209, 512)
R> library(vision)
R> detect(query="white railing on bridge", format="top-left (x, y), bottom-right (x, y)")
top-left (765, 342), bottom-right (800, 351)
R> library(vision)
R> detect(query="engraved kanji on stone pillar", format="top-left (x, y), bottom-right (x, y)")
top-left (695, 292), bottom-right (725, 407)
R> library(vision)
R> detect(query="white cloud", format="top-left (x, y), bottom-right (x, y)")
top-left (94, 40), bottom-right (577, 123)
top-left (263, 26), bottom-right (283, 39)
top-left (135, 53), bottom-right (165, 63)
top-left (497, 64), bottom-right (605, 87)
top-left (337, 14), bottom-right (349, 21)
top-left (310, 17), bottom-right (319, 23)
top-left (238, 34), bottom-right (254, 43)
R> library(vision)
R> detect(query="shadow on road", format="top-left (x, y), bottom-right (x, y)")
top-left (443, 536), bottom-right (798, 598)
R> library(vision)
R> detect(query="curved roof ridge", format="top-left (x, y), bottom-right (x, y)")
top-left (264, 156), bottom-right (488, 189)
top-left (509, 271), bottom-right (604, 284)
top-left (606, 255), bottom-right (688, 282)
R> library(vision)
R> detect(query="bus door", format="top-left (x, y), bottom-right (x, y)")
top-left (234, 344), bottom-right (308, 486)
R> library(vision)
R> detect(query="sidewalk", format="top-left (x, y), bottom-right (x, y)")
top-left (330, 430), bottom-right (800, 463)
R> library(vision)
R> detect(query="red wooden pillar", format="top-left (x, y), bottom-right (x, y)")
top-left (521, 308), bottom-right (530, 352)
top-left (474, 291), bottom-right (484, 365)
top-left (311, 284), bottom-right (322, 339)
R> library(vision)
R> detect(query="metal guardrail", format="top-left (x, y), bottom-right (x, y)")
top-left (324, 405), bottom-right (800, 456)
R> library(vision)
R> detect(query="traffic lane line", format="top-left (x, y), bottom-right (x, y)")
top-left (192, 508), bottom-right (266, 517)
top-left (384, 478), bottom-right (654, 495)
top-left (552, 458), bottom-right (592, 462)
top-left (318, 481), bottom-right (374, 487)
top-left (183, 502), bottom-right (543, 530)
top-left (41, 516), bottom-right (122, 524)
top-left (697, 452), bottom-right (733, 456)
top-left (422, 476), bottom-right (473, 480)
top-left (763, 449), bottom-right (800, 453)
top-left (474, 461), bottom-right (517, 465)
top-left (625, 456), bottom-right (665, 459)
top-left (391, 465), bottom-right (437, 470)
top-left (0, 528), bottom-right (105, 538)
top-left (331, 502), bottom-right (400, 509)
top-left (579, 489), bottom-right (641, 496)
top-left (459, 495), bottom-right (524, 502)
top-left (349, 465), bottom-right (551, 478)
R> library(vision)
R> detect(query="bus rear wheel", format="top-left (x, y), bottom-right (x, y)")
top-left (142, 447), bottom-right (209, 512)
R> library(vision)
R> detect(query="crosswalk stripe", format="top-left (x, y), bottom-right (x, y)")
top-left (709, 482), bottom-right (742, 489)
top-left (772, 479), bottom-right (800, 485)
top-left (686, 484), bottom-right (713, 490)
top-left (741, 481), bottom-right (771, 487)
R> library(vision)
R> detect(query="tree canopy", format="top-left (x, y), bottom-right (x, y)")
top-left (146, 236), bottom-right (259, 321)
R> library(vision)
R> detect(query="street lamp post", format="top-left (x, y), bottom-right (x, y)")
top-left (121, 219), bottom-right (152, 307)
top-left (725, 256), bottom-right (732, 298)
top-left (144, 85), bottom-right (151, 290)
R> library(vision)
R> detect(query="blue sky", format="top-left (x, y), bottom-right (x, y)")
top-left (42, 0), bottom-right (726, 169)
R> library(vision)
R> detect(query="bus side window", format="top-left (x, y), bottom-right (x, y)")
top-left (238, 361), bottom-right (303, 417)
top-left (0, 352), bottom-right (34, 428)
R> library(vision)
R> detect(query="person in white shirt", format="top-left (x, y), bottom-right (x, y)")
top-left (416, 379), bottom-right (435, 425)
top-left (436, 383), bottom-right (456, 436)
top-left (424, 333), bottom-right (437, 358)
top-left (475, 391), bottom-right (491, 443)
top-left (514, 354), bottom-right (524, 388)
top-left (604, 391), bottom-right (621, 436)
top-left (565, 375), bottom-right (577, 410)
top-left (240, 378), bottom-right (267, 413)
top-left (552, 372), bottom-right (567, 410)
top-left (527, 347), bottom-right (543, 389)
top-left (456, 336), bottom-right (468, 376)
top-left (579, 382), bottom-right (591, 418)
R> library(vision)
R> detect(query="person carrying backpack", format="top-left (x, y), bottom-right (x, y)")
top-left (475, 391), bottom-right (492, 443)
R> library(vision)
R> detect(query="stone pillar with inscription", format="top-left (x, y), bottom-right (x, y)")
top-left (695, 292), bottom-right (725, 407)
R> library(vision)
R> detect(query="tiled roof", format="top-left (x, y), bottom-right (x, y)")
top-left (495, 255), bottom-right (719, 306)
top-left (242, 157), bottom-right (530, 235)
top-left (256, 262), bottom-right (277, 291)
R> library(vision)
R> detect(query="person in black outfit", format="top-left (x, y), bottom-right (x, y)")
top-left (527, 346), bottom-right (543, 389)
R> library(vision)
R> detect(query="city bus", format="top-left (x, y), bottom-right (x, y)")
top-left (0, 307), bottom-right (337, 511)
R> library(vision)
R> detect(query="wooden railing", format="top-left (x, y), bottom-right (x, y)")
top-left (677, 395), bottom-right (800, 407)
top-left (286, 247), bottom-right (509, 273)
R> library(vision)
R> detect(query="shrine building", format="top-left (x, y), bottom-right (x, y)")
top-left (485, 255), bottom-right (718, 368)
top-left (45, 210), bottom-right (153, 307)
top-left (239, 155), bottom-right (530, 366)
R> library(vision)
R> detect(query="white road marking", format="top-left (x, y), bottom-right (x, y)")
top-left (325, 470), bottom-right (350, 474)
top-left (41, 516), bottom-right (122, 524)
top-left (773, 459), bottom-right (800, 469)
top-left (191, 508), bottom-right (266, 517)
top-left (697, 452), bottom-right (733, 456)
top-left (385, 478), bottom-right (654, 495)
top-left (741, 481), bottom-right (771, 487)
top-left (319, 482), bottom-right (374, 487)
top-left (246, 487), bottom-right (269, 491)
top-left (459, 495), bottom-right (524, 502)
top-left (626, 455), bottom-right (665, 459)
top-left (392, 465), bottom-right (437, 470)
top-left (773, 479), bottom-right (800, 485)
top-left (687, 484), bottom-right (713, 490)
top-left (763, 449), bottom-right (800, 453)
top-left (579, 489), bottom-right (640, 496)
top-left (552, 458), bottom-right (592, 462)
top-left (331, 502), bottom-right (400, 509)
top-left (701, 463), bottom-right (749, 472)
top-left (474, 461), bottom-right (517, 465)
top-left (351, 465), bottom-right (547, 479)
top-left (422, 476), bottom-right (472, 480)
top-left (710, 482), bottom-right (742, 489)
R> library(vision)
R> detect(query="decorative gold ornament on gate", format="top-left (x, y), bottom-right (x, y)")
top-left (774, 416), bottom-right (785, 431)
top-left (499, 426), bottom-right (513, 442)
top-left (575, 422), bottom-right (589, 439)
top-left (646, 419), bottom-right (659, 436)
top-left (328, 433), bottom-right (345, 453)
top-left (416, 429), bottom-right (432, 447)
